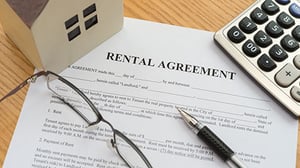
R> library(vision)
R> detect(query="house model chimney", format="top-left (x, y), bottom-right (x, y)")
top-left (0, 0), bottom-right (123, 72)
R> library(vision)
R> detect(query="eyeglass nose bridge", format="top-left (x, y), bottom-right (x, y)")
top-left (105, 138), bottom-right (135, 168)
top-left (106, 138), bottom-right (116, 150)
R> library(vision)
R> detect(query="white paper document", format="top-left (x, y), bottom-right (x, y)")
top-left (3, 18), bottom-right (298, 168)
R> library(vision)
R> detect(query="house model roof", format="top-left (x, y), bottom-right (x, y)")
top-left (6, 0), bottom-right (49, 28)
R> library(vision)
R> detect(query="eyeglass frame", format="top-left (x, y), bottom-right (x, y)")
top-left (0, 70), bottom-right (153, 168)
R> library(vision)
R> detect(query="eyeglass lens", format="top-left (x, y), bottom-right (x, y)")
top-left (46, 73), bottom-right (99, 125)
top-left (114, 131), bottom-right (152, 168)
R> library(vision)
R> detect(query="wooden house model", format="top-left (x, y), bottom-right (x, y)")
top-left (0, 0), bottom-right (123, 72)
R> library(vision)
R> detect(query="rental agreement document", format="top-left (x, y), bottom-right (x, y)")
top-left (3, 18), bottom-right (298, 168)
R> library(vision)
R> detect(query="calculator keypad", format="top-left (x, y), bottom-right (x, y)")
top-left (292, 25), bottom-right (300, 40)
top-left (276, 12), bottom-right (295, 28)
top-left (227, 26), bottom-right (246, 43)
top-left (275, 63), bottom-right (299, 87)
top-left (276, 0), bottom-right (290, 5)
top-left (214, 0), bottom-right (300, 116)
top-left (269, 44), bottom-right (287, 61)
top-left (257, 54), bottom-right (277, 71)
top-left (239, 17), bottom-right (257, 33)
top-left (242, 39), bottom-right (261, 57)
top-left (291, 86), bottom-right (300, 101)
top-left (280, 35), bottom-right (299, 51)
top-left (229, 0), bottom-right (300, 87)
top-left (289, 3), bottom-right (300, 18)
top-left (251, 7), bottom-right (269, 24)
top-left (262, 0), bottom-right (280, 15)
top-left (254, 30), bottom-right (272, 47)
top-left (265, 21), bottom-right (284, 37)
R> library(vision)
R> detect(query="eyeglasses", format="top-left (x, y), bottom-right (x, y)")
top-left (0, 71), bottom-right (153, 168)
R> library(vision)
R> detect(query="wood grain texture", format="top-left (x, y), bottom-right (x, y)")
top-left (0, 0), bottom-right (299, 167)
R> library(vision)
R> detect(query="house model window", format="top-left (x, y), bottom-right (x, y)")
top-left (0, 0), bottom-right (123, 73)
top-left (65, 15), bottom-right (81, 41)
top-left (65, 3), bottom-right (99, 42)
top-left (83, 3), bottom-right (98, 30)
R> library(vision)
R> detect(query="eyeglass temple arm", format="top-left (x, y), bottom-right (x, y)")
top-left (0, 71), bottom-right (47, 102)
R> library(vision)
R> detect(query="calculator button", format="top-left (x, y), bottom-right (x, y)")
top-left (275, 63), bottom-right (300, 87)
top-left (289, 3), bottom-right (300, 18)
top-left (257, 54), bottom-right (277, 72)
top-left (292, 25), bottom-right (300, 41)
top-left (251, 7), bottom-right (269, 24)
top-left (265, 21), bottom-right (284, 38)
top-left (276, 12), bottom-right (295, 28)
top-left (254, 30), bottom-right (272, 47)
top-left (239, 17), bottom-right (257, 33)
top-left (227, 26), bottom-right (246, 43)
top-left (242, 39), bottom-right (261, 57)
top-left (280, 35), bottom-right (299, 52)
top-left (275, 0), bottom-right (290, 5)
top-left (291, 86), bottom-right (300, 102)
top-left (262, 0), bottom-right (280, 15)
top-left (293, 54), bottom-right (300, 69)
top-left (269, 44), bottom-right (288, 61)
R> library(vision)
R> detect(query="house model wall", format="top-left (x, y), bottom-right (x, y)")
top-left (0, 0), bottom-right (123, 72)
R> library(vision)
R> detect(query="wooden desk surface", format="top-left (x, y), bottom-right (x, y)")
top-left (0, 0), bottom-right (299, 167)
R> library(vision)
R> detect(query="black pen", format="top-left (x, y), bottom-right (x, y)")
top-left (177, 107), bottom-right (247, 168)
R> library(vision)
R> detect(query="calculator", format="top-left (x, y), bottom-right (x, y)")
top-left (214, 0), bottom-right (300, 116)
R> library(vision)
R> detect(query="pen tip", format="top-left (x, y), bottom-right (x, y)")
top-left (175, 106), bottom-right (182, 112)
top-left (176, 106), bottom-right (184, 111)
top-left (175, 106), bottom-right (186, 116)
